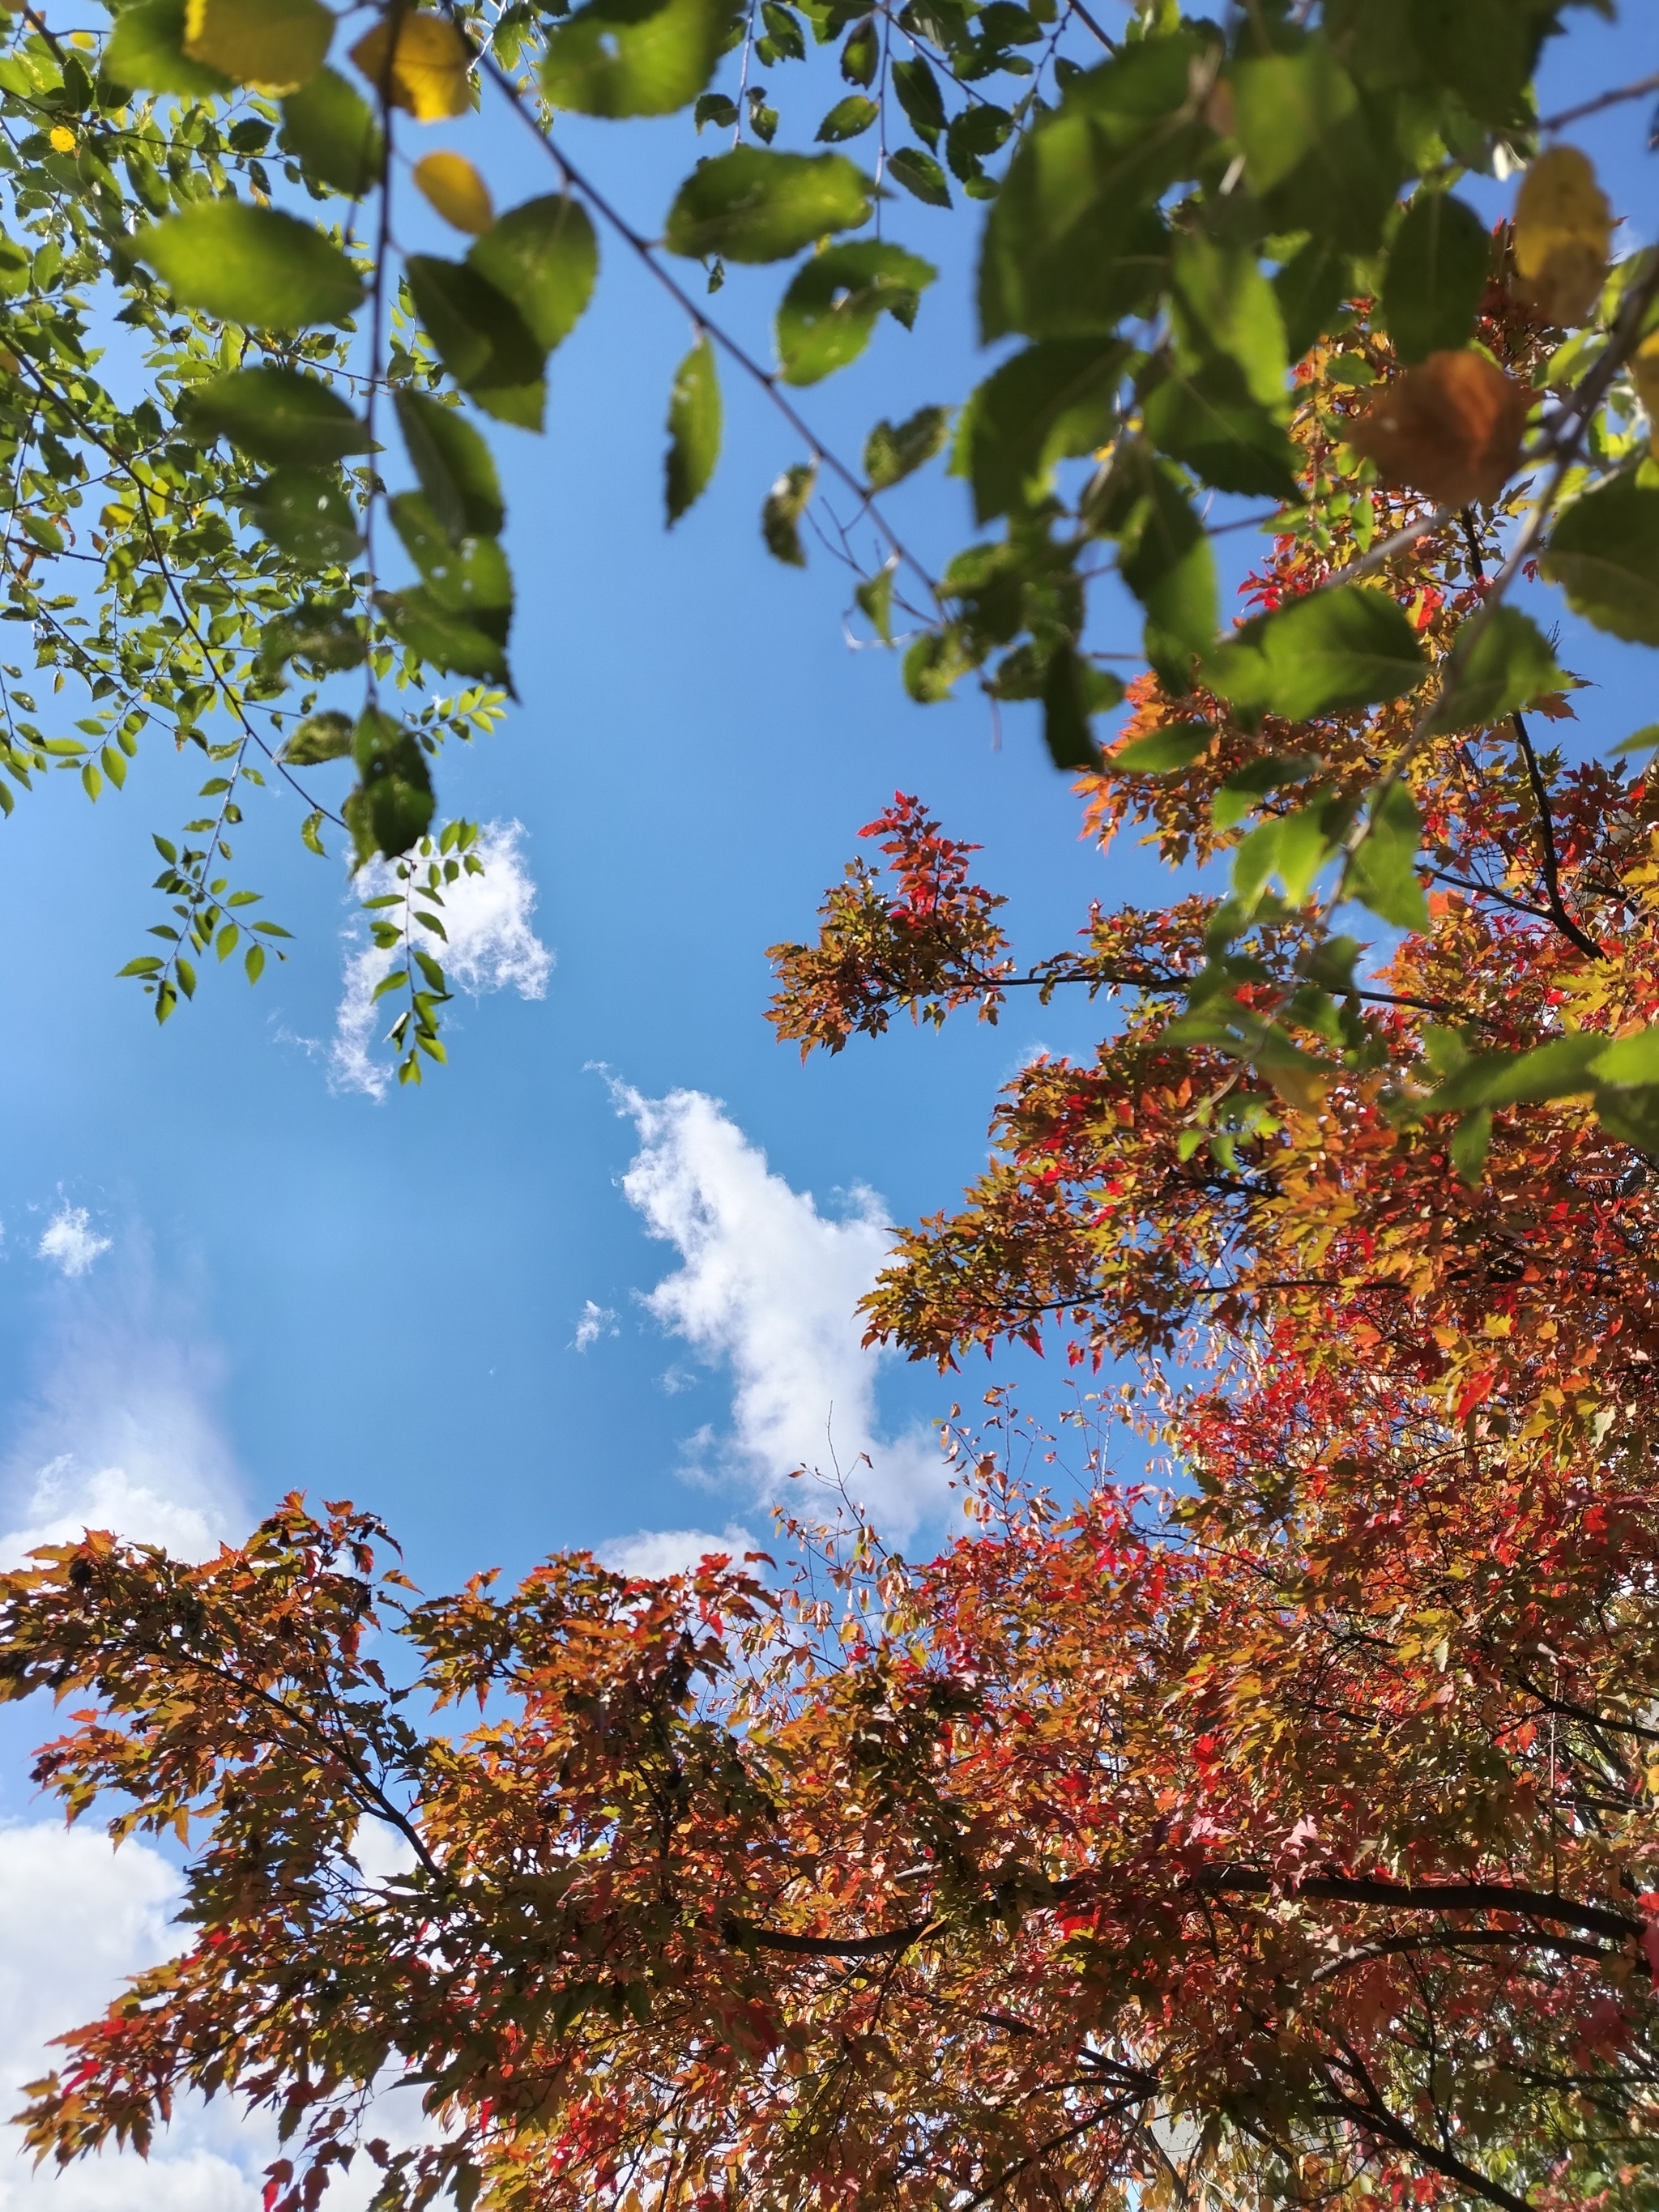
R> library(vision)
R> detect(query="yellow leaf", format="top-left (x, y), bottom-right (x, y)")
top-left (413, 151), bottom-right (494, 236)
top-left (49, 124), bottom-right (75, 151)
top-left (183, 0), bottom-right (333, 91)
top-left (350, 10), bottom-right (474, 121)
top-left (1633, 332), bottom-right (1659, 460)
top-left (1512, 144), bottom-right (1611, 329)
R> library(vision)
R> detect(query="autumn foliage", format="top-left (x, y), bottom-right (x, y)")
top-left (12, 1), bottom-right (1659, 2207)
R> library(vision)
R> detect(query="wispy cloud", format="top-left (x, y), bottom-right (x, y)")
top-left (332, 820), bottom-right (553, 1099)
top-left (0, 1233), bottom-right (241, 1568)
top-left (36, 1204), bottom-right (110, 1279)
top-left (571, 1299), bottom-right (618, 1352)
top-left (612, 1086), bottom-right (949, 1539)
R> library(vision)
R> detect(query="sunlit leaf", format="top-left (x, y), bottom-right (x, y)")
top-left (135, 203), bottom-right (365, 328)
top-left (665, 335), bottom-right (721, 525)
top-left (665, 149), bottom-right (872, 264)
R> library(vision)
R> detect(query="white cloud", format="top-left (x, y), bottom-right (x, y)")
top-left (0, 1242), bottom-right (241, 1568)
top-left (36, 1205), bottom-right (110, 1279)
top-left (0, 1822), bottom-right (438, 2210)
top-left (0, 1821), bottom-right (264, 2210)
top-left (595, 1524), bottom-right (759, 1579)
top-left (332, 820), bottom-right (553, 1099)
top-left (612, 1086), bottom-right (949, 1538)
top-left (571, 1299), bottom-right (618, 1352)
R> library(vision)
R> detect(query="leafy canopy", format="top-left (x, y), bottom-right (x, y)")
top-left (11, 1), bottom-right (1659, 2210)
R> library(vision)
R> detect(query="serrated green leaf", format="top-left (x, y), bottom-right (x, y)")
top-left (1428, 607), bottom-right (1567, 735)
top-left (1347, 781), bottom-right (1429, 931)
top-left (762, 461), bottom-right (817, 565)
top-left (665, 149), bottom-right (872, 263)
top-left (135, 203), bottom-right (365, 330)
top-left (953, 339), bottom-right (1127, 523)
top-left (1541, 476), bottom-right (1659, 647)
top-left (542, 0), bottom-right (738, 113)
top-left (886, 146), bottom-right (951, 207)
top-left (1382, 190), bottom-right (1489, 364)
top-left (394, 391), bottom-right (503, 543)
top-left (864, 403), bottom-right (949, 489)
top-left (1205, 586), bottom-right (1427, 722)
top-left (666, 335), bottom-right (722, 524)
top-left (185, 365), bottom-right (369, 466)
top-left (279, 66), bottom-right (382, 196)
top-left (776, 241), bottom-right (933, 386)
top-left (406, 256), bottom-right (546, 429)
top-left (467, 194), bottom-right (598, 355)
top-left (345, 708), bottom-right (435, 864)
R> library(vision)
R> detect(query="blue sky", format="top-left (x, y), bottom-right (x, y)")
top-left (0, 6), bottom-right (1656, 2204)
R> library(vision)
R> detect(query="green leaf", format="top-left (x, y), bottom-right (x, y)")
top-left (1231, 36), bottom-right (1399, 254)
top-left (389, 493), bottom-right (512, 635)
top-left (279, 710), bottom-right (353, 765)
top-left (1212, 752), bottom-right (1320, 833)
top-left (1040, 641), bottom-right (1104, 772)
top-left (378, 590), bottom-right (512, 684)
top-left (886, 147), bottom-right (951, 208)
top-left (776, 241), bottom-right (934, 386)
top-left (394, 391), bottom-right (503, 543)
top-left (864, 404), bottom-right (949, 489)
top-left (1540, 476), bottom-right (1659, 647)
top-left (1427, 607), bottom-right (1567, 735)
top-left (258, 599), bottom-right (365, 676)
top-left (1382, 190), bottom-right (1489, 365)
top-left (762, 460), bottom-right (817, 565)
top-left (1117, 459), bottom-right (1217, 665)
top-left (1112, 721), bottom-right (1211, 773)
top-left (245, 467), bottom-right (362, 564)
top-left (1348, 781), bottom-right (1429, 932)
top-left (185, 365), bottom-right (368, 465)
top-left (1425, 1032), bottom-right (1606, 1112)
top-left (1205, 586), bottom-right (1427, 722)
top-left (1141, 355), bottom-right (1301, 501)
top-left (135, 202), bottom-right (365, 329)
top-left (953, 339), bottom-right (1128, 523)
top-left (665, 149), bottom-right (872, 264)
top-left (978, 35), bottom-right (1205, 341)
top-left (817, 93), bottom-right (877, 141)
top-left (761, 0), bottom-right (806, 58)
top-left (1170, 234), bottom-right (1287, 416)
top-left (279, 66), bottom-right (382, 197)
top-left (1612, 723), bottom-right (1659, 758)
top-left (840, 15), bottom-right (877, 86)
top-left (405, 255), bottom-right (546, 428)
top-left (1449, 1107), bottom-right (1492, 1187)
top-left (541, 0), bottom-right (737, 117)
top-left (1589, 1027), bottom-right (1659, 1086)
top-left (890, 54), bottom-right (945, 146)
top-left (346, 708), bottom-right (434, 864)
top-left (855, 561), bottom-right (894, 641)
top-left (1594, 1083), bottom-right (1659, 1158)
top-left (694, 91), bottom-right (738, 130)
top-left (105, 0), bottom-right (232, 95)
top-left (467, 195), bottom-right (598, 355)
top-left (1406, 0), bottom-right (1553, 130)
top-left (1272, 234), bottom-right (1350, 361)
top-left (665, 335), bottom-right (722, 524)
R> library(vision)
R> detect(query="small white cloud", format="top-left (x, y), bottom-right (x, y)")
top-left (0, 1238), bottom-right (241, 1568)
top-left (595, 1524), bottom-right (757, 1579)
top-left (36, 1204), bottom-right (111, 1279)
top-left (332, 820), bottom-right (553, 1100)
top-left (616, 1086), bottom-right (949, 1537)
top-left (571, 1299), bottom-right (618, 1352)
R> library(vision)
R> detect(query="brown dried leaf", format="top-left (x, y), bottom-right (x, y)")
top-left (1347, 350), bottom-right (1529, 509)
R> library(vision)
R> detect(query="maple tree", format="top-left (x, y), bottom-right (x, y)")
top-left (10, 2), bottom-right (1659, 2209)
